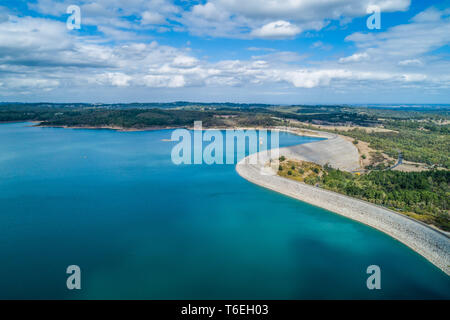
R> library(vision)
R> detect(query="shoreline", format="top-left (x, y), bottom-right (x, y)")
top-left (33, 123), bottom-right (179, 132)
top-left (28, 122), bottom-right (331, 139)
top-left (236, 136), bottom-right (450, 275)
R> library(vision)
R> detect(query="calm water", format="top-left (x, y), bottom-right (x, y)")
top-left (0, 122), bottom-right (448, 299)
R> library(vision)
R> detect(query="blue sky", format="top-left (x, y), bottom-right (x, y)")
top-left (0, 0), bottom-right (449, 104)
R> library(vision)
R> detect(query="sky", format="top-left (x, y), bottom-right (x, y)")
top-left (0, 0), bottom-right (449, 104)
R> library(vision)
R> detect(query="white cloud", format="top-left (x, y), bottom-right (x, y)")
top-left (180, 2), bottom-right (248, 38)
top-left (141, 11), bottom-right (166, 25)
top-left (182, 0), bottom-right (410, 38)
top-left (0, 16), bottom-right (71, 52)
top-left (143, 75), bottom-right (186, 88)
top-left (412, 7), bottom-right (449, 22)
top-left (0, 77), bottom-right (60, 95)
top-left (246, 47), bottom-right (277, 52)
top-left (398, 59), bottom-right (423, 67)
top-left (29, 0), bottom-right (180, 40)
top-left (191, 2), bottom-right (227, 21)
top-left (311, 41), bottom-right (332, 50)
top-left (401, 73), bottom-right (427, 82)
top-left (0, 6), bottom-right (449, 100)
top-left (216, 0), bottom-right (410, 20)
top-left (26, 0), bottom-right (412, 40)
top-left (339, 52), bottom-right (370, 63)
top-left (0, 9), bottom-right (8, 23)
top-left (281, 69), bottom-right (431, 88)
top-left (250, 21), bottom-right (301, 39)
top-left (103, 73), bottom-right (132, 87)
top-left (251, 51), bottom-right (306, 63)
top-left (344, 7), bottom-right (450, 59)
top-left (330, 5), bottom-right (450, 95)
top-left (171, 56), bottom-right (199, 68)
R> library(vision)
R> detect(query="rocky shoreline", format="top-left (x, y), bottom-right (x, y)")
top-left (236, 134), bottom-right (450, 275)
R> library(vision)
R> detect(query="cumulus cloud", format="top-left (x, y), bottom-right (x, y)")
top-left (339, 52), bottom-right (370, 63)
top-left (171, 56), bottom-right (199, 68)
top-left (7, 78), bottom-right (60, 90)
top-left (143, 75), bottom-right (186, 88)
top-left (281, 69), bottom-right (430, 88)
top-left (250, 21), bottom-right (301, 39)
top-left (141, 11), bottom-right (166, 25)
top-left (0, 5), bottom-right (448, 100)
top-left (216, 0), bottom-right (410, 20)
top-left (180, 2), bottom-right (248, 38)
top-left (398, 59), bottom-right (424, 67)
top-left (29, 0), bottom-right (179, 39)
top-left (181, 0), bottom-right (410, 38)
top-left (25, 0), bottom-right (412, 40)
top-left (332, 4), bottom-right (450, 96)
top-left (343, 7), bottom-right (450, 60)
top-left (101, 73), bottom-right (132, 87)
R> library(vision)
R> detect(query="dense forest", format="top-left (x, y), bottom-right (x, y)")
top-left (279, 159), bottom-right (449, 231)
top-left (0, 102), bottom-right (391, 127)
top-left (336, 122), bottom-right (450, 168)
top-left (0, 105), bottom-right (280, 128)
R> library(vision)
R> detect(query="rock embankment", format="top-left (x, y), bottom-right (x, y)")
top-left (236, 132), bottom-right (450, 275)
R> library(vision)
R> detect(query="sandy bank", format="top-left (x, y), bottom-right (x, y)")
top-left (236, 134), bottom-right (450, 275)
top-left (35, 124), bottom-right (178, 132)
top-left (34, 123), bottom-right (333, 137)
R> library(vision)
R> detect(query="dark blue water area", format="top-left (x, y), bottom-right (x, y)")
top-left (0, 122), bottom-right (448, 299)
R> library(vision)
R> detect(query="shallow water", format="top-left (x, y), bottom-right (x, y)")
top-left (0, 122), bottom-right (448, 299)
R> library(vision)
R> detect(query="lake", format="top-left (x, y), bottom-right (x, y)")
top-left (0, 122), bottom-right (448, 299)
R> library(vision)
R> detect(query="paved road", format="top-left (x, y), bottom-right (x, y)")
top-left (388, 152), bottom-right (403, 170)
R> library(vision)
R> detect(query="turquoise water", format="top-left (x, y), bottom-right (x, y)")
top-left (0, 122), bottom-right (448, 299)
